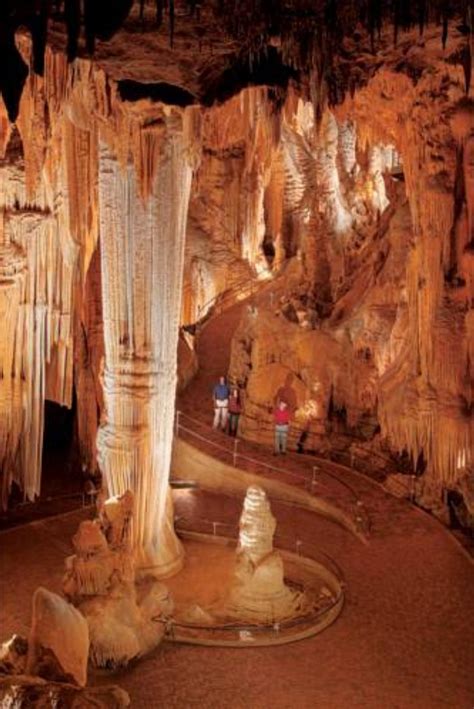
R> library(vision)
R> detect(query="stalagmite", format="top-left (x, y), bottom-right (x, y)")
top-left (226, 486), bottom-right (305, 623)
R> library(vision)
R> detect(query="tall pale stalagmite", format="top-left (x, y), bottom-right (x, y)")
top-left (97, 111), bottom-right (196, 576)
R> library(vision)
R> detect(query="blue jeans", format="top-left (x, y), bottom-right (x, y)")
top-left (274, 424), bottom-right (288, 453)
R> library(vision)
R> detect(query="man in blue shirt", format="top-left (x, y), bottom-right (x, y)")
top-left (213, 376), bottom-right (230, 430)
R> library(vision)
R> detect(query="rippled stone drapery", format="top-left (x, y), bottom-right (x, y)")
top-left (0, 153), bottom-right (79, 507)
top-left (0, 214), bottom-right (27, 505)
top-left (0, 39), bottom-right (100, 507)
top-left (97, 114), bottom-right (194, 576)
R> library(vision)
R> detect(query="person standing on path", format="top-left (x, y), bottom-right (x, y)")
top-left (213, 376), bottom-right (230, 430)
top-left (228, 387), bottom-right (242, 437)
top-left (274, 400), bottom-right (290, 454)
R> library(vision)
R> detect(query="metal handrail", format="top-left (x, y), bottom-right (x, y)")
top-left (177, 420), bottom-right (331, 495)
top-left (196, 275), bottom-right (258, 322)
top-left (193, 254), bottom-right (297, 326)
top-left (174, 410), bottom-right (370, 536)
top-left (177, 410), bottom-right (358, 498)
top-left (238, 409), bottom-right (400, 474)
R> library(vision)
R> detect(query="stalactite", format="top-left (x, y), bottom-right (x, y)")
top-left (338, 120), bottom-right (357, 176)
top-left (16, 73), bottom-right (48, 202)
top-left (74, 246), bottom-right (104, 477)
top-left (263, 148), bottom-right (285, 268)
top-left (240, 89), bottom-right (281, 271)
top-left (314, 112), bottom-right (352, 236)
top-left (194, 87), bottom-right (281, 275)
top-left (0, 213), bottom-right (27, 507)
top-left (62, 118), bottom-right (99, 277)
top-left (0, 40), bottom-right (108, 506)
top-left (367, 145), bottom-right (390, 214)
top-left (5, 209), bottom-right (58, 501)
top-left (0, 97), bottom-right (11, 159)
top-left (337, 34), bottom-right (473, 487)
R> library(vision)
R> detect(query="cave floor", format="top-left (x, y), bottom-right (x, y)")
top-left (1, 488), bottom-right (473, 708)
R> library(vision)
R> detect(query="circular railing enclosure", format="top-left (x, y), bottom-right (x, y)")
top-left (157, 522), bottom-right (345, 648)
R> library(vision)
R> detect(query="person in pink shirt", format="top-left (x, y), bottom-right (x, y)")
top-left (274, 400), bottom-right (290, 454)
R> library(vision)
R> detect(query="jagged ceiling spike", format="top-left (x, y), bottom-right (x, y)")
top-left (156, 0), bottom-right (164, 28)
top-left (169, 0), bottom-right (175, 47)
top-left (442, 12), bottom-right (449, 48)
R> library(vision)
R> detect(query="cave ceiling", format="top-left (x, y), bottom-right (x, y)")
top-left (0, 0), bottom-right (471, 121)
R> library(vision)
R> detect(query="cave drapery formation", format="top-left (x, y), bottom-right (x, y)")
top-left (0, 0), bottom-right (472, 552)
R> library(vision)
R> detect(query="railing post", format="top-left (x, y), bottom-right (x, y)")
top-left (233, 438), bottom-right (239, 467)
top-left (354, 500), bottom-right (367, 536)
top-left (175, 410), bottom-right (181, 437)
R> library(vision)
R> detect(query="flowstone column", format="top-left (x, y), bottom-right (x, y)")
top-left (97, 115), bottom-right (194, 577)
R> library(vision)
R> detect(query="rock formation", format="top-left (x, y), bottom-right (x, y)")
top-left (0, 5), bottom-right (471, 538)
top-left (228, 23), bottom-right (473, 518)
top-left (96, 115), bottom-right (192, 574)
top-left (27, 587), bottom-right (89, 687)
top-left (0, 587), bottom-right (129, 708)
top-left (0, 635), bottom-right (28, 676)
top-left (63, 490), bottom-right (173, 668)
top-left (0, 676), bottom-right (130, 708)
top-left (226, 485), bottom-right (305, 623)
top-left (0, 35), bottom-right (201, 571)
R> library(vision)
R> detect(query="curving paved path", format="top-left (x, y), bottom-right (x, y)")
top-left (0, 287), bottom-right (473, 707)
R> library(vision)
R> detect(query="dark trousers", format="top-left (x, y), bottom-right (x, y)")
top-left (228, 413), bottom-right (240, 436)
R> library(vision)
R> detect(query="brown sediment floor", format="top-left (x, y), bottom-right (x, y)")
top-left (166, 538), bottom-right (237, 613)
top-left (1, 487), bottom-right (474, 708)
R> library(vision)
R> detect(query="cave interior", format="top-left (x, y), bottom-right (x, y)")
top-left (0, 1), bottom-right (473, 707)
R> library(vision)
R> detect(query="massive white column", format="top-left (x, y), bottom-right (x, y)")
top-left (97, 113), bottom-right (194, 577)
